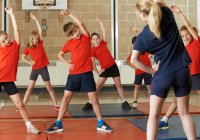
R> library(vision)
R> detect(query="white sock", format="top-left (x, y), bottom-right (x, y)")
top-left (88, 100), bottom-right (92, 104)
top-left (25, 121), bottom-right (32, 127)
top-left (161, 116), bottom-right (168, 123)
top-left (122, 100), bottom-right (125, 103)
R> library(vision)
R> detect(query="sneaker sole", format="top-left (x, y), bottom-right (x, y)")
top-left (97, 128), bottom-right (114, 132)
top-left (45, 129), bottom-right (64, 133)
top-left (159, 126), bottom-right (169, 130)
top-left (28, 131), bottom-right (41, 134)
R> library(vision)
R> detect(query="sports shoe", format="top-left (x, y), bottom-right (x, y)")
top-left (158, 121), bottom-right (169, 129)
top-left (122, 101), bottom-right (131, 110)
top-left (82, 102), bottom-right (93, 111)
top-left (97, 122), bottom-right (114, 132)
top-left (27, 125), bottom-right (40, 134)
top-left (54, 105), bottom-right (60, 111)
top-left (132, 102), bottom-right (138, 109)
top-left (46, 123), bottom-right (64, 133)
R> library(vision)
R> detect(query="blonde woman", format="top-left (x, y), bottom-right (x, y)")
top-left (131, 0), bottom-right (196, 140)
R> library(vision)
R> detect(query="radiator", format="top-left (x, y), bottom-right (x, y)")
top-left (16, 60), bottom-right (135, 86)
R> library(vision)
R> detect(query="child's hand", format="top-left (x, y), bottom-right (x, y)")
top-left (59, 10), bottom-right (70, 16)
top-left (171, 5), bottom-right (181, 14)
top-left (152, 61), bottom-right (160, 74)
top-left (66, 63), bottom-right (75, 71)
top-left (130, 25), bottom-right (138, 33)
top-left (30, 60), bottom-right (36, 66)
top-left (5, 6), bottom-right (13, 15)
top-left (98, 69), bottom-right (105, 75)
top-left (30, 13), bottom-right (37, 21)
top-left (95, 17), bottom-right (101, 22)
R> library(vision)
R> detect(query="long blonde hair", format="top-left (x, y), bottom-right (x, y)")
top-left (136, 0), bottom-right (162, 38)
top-left (27, 31), bottom-right (39, 48)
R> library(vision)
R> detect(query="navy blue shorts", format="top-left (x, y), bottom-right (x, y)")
top-left (0, 82), bottom-right (19, 95)
top-left (65, 71), bottom-right (96, 92)
top-left (191, 74), bottom-right (200, 90)
top-left (151, 67), bottom-right (191, 98)
top-left (99, 63), bottom-right (120, 77)
top-left (134, 73), bottom-right (152, 85)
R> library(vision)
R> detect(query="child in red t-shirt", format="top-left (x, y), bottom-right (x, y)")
top-left (159, 5), bottom-right (200, 130)
top-left (45, 10), bottom-right (113, 133)
top-left (0, 6), bottom-right (40, 134)
top-left (126, 35), bottom-right (152, 108)
top-left (82, 17), bottom-right (131, 111)
top-left (21, 13), bottom-right (59, 111)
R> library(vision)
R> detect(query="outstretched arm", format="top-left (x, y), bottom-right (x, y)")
top-left (153, 0), bottom-right (167, 7)
top-left (30, 13), bottom-right (43, 40)
top-left (171, 5), bottom-right (198, 40)
top-left (5, 6), bottom-right (20, 44)
top-left (59, 10), bottom-right (89, 37)
top-left (96, 17), bottom-right (106, 41)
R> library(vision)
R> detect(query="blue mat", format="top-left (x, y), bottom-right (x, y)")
top-left (127, 116), bottom-right (200, 140)
top-left (68, 103), bottom-right (144, 118)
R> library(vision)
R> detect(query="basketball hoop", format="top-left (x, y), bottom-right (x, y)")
top-left (35, 0), bottom-right (54, 10)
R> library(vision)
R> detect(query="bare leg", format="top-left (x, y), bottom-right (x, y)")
top-left (57, 90), bottom-right (72, 120)
top-left (146, 85), bottom-right (151, 100)
top-left (165, 98), bottom-right (177, 118)
top-left (113, 76), bottom-right (125, 101)
top-left (133, 85), bottom-right (141, 102)
top-left (195, 90), bottom-right (200, 95)
top-left (10, 93), bottom-right (29, 122)
top-left (177, 95), bottom-right (196, 140)
top-left (23, 80), bottom-right (36, 106)
top-left (44, 81), bottom-right (58, 106)
top-left (147, 95), bottom-right (165, 140)
top-left (88, 91), bottom-right (102, 119)
top-left (96, 77), bottom-right (107, 93)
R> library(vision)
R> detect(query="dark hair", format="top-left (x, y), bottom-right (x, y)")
top-left (63, 22), bottom-right (78, 35)
top-left (132, 36), bottom-right (137, 45)
top-left (91, 32), bottom-right (100, 39)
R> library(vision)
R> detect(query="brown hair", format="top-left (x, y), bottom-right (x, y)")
top-left (136, 0), bottom-right (162, 38)
top-left (63, 22), bottom-right (78, 36)
top-left (27, 31), bottom-right (39, 48)
top-left (91, 32), bottom-right (100, 39)
top-left (180, 25), bottom-right (198, 33)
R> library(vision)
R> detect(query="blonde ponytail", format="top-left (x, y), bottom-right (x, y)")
top-left (136, 0), bottom-right (162, 38)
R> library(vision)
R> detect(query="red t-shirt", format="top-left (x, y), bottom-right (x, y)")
top-left (127, 52), bottom-right (151, 75)
top-left (62, 34), bottom-right (93, 74)
top-left (23, 40), bottom-right (49, 70)
top-left (0, 40), bottom-right (19, 82)
top-left (186, 37), bottom-right (200, 75)
top-left (91, 41), bottom-right (115, 69)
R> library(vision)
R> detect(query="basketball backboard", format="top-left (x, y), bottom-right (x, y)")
top-left (22, 0), bottom-right (67, 10)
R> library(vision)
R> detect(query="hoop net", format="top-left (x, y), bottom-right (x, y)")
top-left (35, 0), bottom-right (54, 10)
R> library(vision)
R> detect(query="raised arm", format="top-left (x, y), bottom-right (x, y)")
top-left (153, 0), bottom-right (167, 7)
top-left (30, 13), bottom-right (43, 40)
top-left (96, 17), bottom-right (106, 41)
top-left (171, 5), bottom-right (198, 40)
top-left (5, 6), bottom-right (19, 44)
top-left (59, 10), bottom-right (89, 37)
top-left (130, 25), bottom-right (139, 36)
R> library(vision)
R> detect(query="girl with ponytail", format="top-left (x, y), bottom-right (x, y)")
top-left (131, 0), bottom-right (196, 140)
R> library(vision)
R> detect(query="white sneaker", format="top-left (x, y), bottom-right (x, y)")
top-left (132, 102), bottom-right (138, 109)
top-left (27, 125), bottom-right (40, 134)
